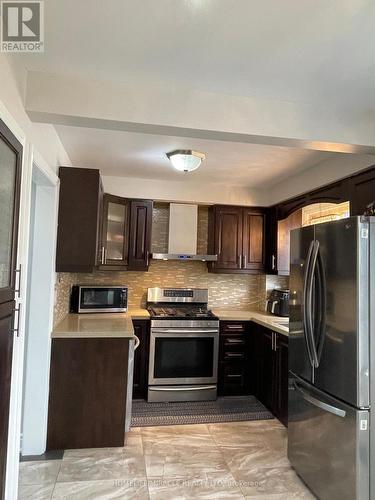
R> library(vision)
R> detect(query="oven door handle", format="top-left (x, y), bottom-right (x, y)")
top-left (148, 385), bottom-right (217, 392)
top-left (151, 329), bottom-right (219, 334)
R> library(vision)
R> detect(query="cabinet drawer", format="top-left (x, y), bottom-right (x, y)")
top-left (223, 336), bottom-right (246, 347)
top-left (223, 351), bottom-right (246, 362)
top-left (219, 333), bottom-right (247, 362)
top-left (219, 363), bottom-right (249, 396)
top-left (221, 321), bottom-right (247, 334)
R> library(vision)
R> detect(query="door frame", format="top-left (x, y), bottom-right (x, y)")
top-left (0, 102), bottom-right (58, 500)
top-left (21, 161), bottom-right (59, 456)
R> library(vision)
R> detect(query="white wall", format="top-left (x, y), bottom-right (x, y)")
top-left (0, 54), bottom-right (69, 500)
top-left (0, 55), bottom-right (70, 170)
top-left (21, 178), bottom-right (57, 455)
top-left (25, 71), bottom-right (375, 154)
top-left (102, 174), bottom-right (268, 206)
top-left (267, 154), bottom-right (375, 205)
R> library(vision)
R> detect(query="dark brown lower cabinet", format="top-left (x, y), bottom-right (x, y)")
top-left (218, 321), bottom-right (251, 396)
top-left (47, 338), bottom-right (131, 450)
top-left (275, 334), bottom-right (289, 426)
top-left (256, 328), bottom-right (274, 410)
top-left (253, 324), bottom-right (289, 427)
top-left (132, 320), bottom-right (150, 399)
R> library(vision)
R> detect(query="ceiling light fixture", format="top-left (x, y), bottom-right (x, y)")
top-left (166, 150), bottom-right (206, 173)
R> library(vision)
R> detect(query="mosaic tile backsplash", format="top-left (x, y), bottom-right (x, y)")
top-left (54, 264), bottom-right (289, 326)
top-left (53, 203), bottom-right (289, 325)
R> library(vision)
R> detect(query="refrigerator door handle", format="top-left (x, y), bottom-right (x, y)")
top-left (294, 380), bottom-right (346, 418)
top-left (303, 241), bottom-right (316, 368)
top-left (306, 240), bottom-right (320, 368)
top-left (314, 247), bottom-right (327, 366)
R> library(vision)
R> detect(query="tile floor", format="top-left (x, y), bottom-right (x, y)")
top-left (18, 420), bottom-right (315, 499)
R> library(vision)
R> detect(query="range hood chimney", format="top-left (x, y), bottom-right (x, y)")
top-left (152, 203), bottom-right (217, 262)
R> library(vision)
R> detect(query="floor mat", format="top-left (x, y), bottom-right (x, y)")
top-left (131, 395), bottom-right (274, 427)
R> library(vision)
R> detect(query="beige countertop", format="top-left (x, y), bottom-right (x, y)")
top-left (127, 308), bottom-right (150, 320)
top-left (52, 309), bottom-right (150, 339)
top-left (52, 308), bottom-right (289, 338)
top-left (212, 309), bottom-right (289, 336)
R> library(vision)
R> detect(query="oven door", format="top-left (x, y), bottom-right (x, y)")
top-left (78, 286), bottom-right (128, 313)
top-left (149, 329), bottom-right (219, 385)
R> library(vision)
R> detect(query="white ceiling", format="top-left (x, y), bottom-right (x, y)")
top-left (55, 125), bottom-right (335, 187)
top-left (18, 0), bottom-right (375, 109)
top-left (12, 0), bottom-right (375, 189)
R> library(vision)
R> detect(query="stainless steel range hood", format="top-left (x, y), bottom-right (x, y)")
top-left (152, 253), bottom-right (217, 261)
top-left (151, 203), bottom-right (217, 262)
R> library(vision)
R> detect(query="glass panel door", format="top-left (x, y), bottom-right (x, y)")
top-left (0, 123), bottom-right (22, 304)
top-left (0, 119), bottom-right (22, 498)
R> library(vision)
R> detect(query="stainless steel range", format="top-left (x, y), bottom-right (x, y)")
top-left (147, 287), bottom-right (219, 402)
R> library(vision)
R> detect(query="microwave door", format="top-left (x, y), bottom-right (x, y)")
top-left (78, 286), bottom-right (127, 313)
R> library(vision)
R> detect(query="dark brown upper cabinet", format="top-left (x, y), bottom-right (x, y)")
top-left (128, 200), bottom-right (153, 271)
top-left (242, 208), bottom-right (266, 271)
top-left (98, 194), bottom-right (129, 269)
top-left (264, 207), bottom-right (278, 274)
top-left (208, 205), bottom-right (265, 274)
top-left (56, 168), bottom-right (152, 272)
top-left (56, 167), bottom-right (103, 272)
top-left (349, 168), bottom-right (375, 216)
top-left (210, 206), bottom-right (243, 271)
top-left (277, 209), bottom-right (302, 276)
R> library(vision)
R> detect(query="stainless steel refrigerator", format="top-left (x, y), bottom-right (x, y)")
top-left (288, 216), bottom-right (375, 500)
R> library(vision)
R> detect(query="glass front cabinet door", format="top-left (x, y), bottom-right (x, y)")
top-left (100, 194), bottom-right (129, 268)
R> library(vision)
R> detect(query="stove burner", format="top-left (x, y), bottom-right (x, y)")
top-left (147, 287), bottom-right (218, 321)
top-left (148, 305), bottom-right (216, 320)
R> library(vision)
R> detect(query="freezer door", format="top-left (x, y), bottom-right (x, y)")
top-left (289, 225), bottom-right (315, 383)
top-left (313, 217), bottom-right (369, 408)
top-left (288, 373), bottom-right (369, 500)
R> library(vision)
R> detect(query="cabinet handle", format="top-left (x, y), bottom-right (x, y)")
top-left (101, 246), bottom-right (105, 265)
top-left (134, 335), bottom-right (140, 350)
top-left (274, 333), bottom-right (278, 351)
top-left (227, 374), bottom-right (242, 379)
top-left (225, 338), bottom-right (245, 344)
top-left (14, 265), bottom-right (21, 298)
top-left (238, 255), bottom-right (242, 268)
top-left (226, 325), bottom-right (244, 330)
top-left (225, 352), bottom-right (244, 357)
top-left (272, 332), bottom-right (275, 351)
top-left (272, 254), bottom-right (276, 270)
top-left (243, 254), bottom-right (247, 268)
top-left (13, 304), bottom-right (21, 337)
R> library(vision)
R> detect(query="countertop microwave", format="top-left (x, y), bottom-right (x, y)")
top-left (70, 285), bottom-right (128, 313)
